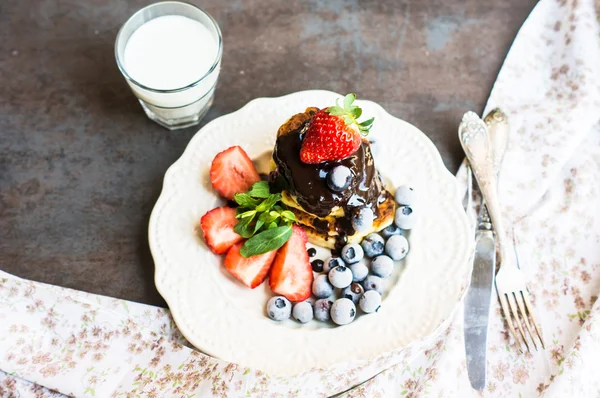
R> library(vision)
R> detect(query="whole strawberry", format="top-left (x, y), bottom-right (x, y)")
top-left (300, 93), bottom-right (374, 164)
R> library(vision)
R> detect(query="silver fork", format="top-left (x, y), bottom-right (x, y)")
top-left (459, 111), bottom-right (545, 352)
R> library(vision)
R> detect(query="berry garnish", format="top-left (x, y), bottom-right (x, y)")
top-left (311, 259), bottom-right (324, 272)
top-left (371, 255), bottom-right (394, 278)
top-left (331, 298), bottom-right (356, 325)
top-left (314, 299), bottom-right (333, 322)
top-left (361, 233), bottom-right (385, 257)
top-left (312, 274), bottom-right (334, 298)
top-left (385, 234), bottom-right (409, 261)
top-left (342, 282), bottom-right (364, 304)
top-left (299, 93), bottom-right (374, 164)
top-left (326, 165), bottom-right (353, 192)
top-left (341, 243), bottom-right (364, 264)
top-left (200, 206), bottom-right (244, 254)
top-left (267, 296), bottom-right (292, 321)
top-left (292, 301), bottom-right (314, 323)
top-left (359, 290), bottom-right (382, 313)
top-left (210, 146), bottom-right (261, 200)
top-left (328, 265), bottom-right (353, 289)
top-left (224, 242), bottom-right (277, 289)
top-left (323, 256), bottom-right (345, 273)
top-left (269, 225), bottom-right (313, 302)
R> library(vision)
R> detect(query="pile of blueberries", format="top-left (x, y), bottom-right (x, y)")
top-left (266, 185), bottom-right (417, 326)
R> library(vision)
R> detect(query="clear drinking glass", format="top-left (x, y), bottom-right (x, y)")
top-left (115, 1), bottom-right (223, 130)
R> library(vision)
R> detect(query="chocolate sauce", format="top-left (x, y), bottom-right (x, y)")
top-left (272, 117), bottom-right (386, 246)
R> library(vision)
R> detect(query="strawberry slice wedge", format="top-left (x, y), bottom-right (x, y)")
top-left (269, 225), bottom-right (313, 302)
top-left (210, 146), bottom-right (261, 200)
top-left (224, 242), bottom-right (277, 288)
top-left (200, 206), bottom-right (243, 254)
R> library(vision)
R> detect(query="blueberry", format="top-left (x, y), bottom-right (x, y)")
top-left (311, 259), bottom-right (324, 273)
top-left (395, 205), bottom-right (417, 230)
top-left (361, 233), bottom-right (385, 257)
top-left (351, 207), bottom-right (374, 233)
top-left (324, 256), bottom-right (345, 273)
top-left (292, 301), bottom-right (314, 323)
top-left (394, 185), bottom-right (417, 206)
top-left (342, 282), bottom-right (364, 304)
top-left (328, 265), bottom-right (353, 289)
top-left (330, 298), bottom-right (356, 325)
top-left (362, 275), bottom-right (384, 295)
top-left (348, 262), bottom-right (369, 282)
top-left (267, 296), bottom-right (292, 321)
top-left (341, 243), bottom-right (364, 264)
top-left (371, 255), bottom-right (394, 278)
top-left (385, 234), bottom-right (409, 261)
top-left (312, 274), bottom-right (334, 298)
top-left (359, 290), bottom-right (382, 313)
top-left (327, 165), bottom-right (353, 192)
top-left (381, 224), bottom-right (403, 239)
top-left (314, 299), bottom-right (333, 322)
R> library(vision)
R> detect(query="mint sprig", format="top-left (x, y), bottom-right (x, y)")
top-left (240, 226), bottom-right (293, 258)
top-left (233, 181), bottom-right (297, 257)
top-left (326, 93), bottom-right (374, 135)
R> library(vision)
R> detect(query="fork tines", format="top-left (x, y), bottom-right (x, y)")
top-left (498, 289), bottom-right (545, 352)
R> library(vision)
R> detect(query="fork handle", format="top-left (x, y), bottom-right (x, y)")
top-left (459, 113), bottom-right (513, 267)
top-left (484, 108), bottom-right (510, 176)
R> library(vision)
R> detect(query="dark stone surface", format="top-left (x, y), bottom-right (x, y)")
top-left (0, 0), bottom-right (537, 306)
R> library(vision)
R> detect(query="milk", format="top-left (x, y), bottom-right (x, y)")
top-left (115, 2), bottom-right (222, 129)
top-left (123, 15), bottom-right (218, 91)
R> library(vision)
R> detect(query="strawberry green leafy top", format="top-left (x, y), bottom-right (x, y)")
top-left (326, 93), bottom-right (374, 135)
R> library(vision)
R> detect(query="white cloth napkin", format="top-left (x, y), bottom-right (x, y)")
top-left (2, 0), bottom-right (599, 396)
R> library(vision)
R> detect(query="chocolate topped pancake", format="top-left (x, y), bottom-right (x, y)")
top-left (270, 107), bottom-right (395, 250)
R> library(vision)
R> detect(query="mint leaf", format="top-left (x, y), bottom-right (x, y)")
top-left (240, 225), bottom-right (292, 257)
top-left (259, 211), bottom-right (278, 225)
top-left (268, 222), bottom-right (278, 229)
top-left (256, 194), bottom-right (281, 212)
top-left (234, 193), bottom-right (261, 208)
top-left (246, 181), bottom-right (270, 198)
top-left (237, 210), bottom-right (257, 219)
top-left (281, 210), bottom-right (296, 222)
top-left (234, 217), bottom-right (254, 238)
top-left (253, 220), bottom-right (265, 233)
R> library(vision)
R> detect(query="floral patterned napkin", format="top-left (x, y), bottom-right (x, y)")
top-left (2, 0), bottom-right (600, 396)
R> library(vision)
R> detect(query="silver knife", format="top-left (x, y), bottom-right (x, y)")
top-left (462, 108), bottom-right (508, 391)
top-left (464, 204), bottom-right (495, 391)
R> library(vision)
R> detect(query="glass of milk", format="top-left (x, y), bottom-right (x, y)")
top-left (115, 2), bottom-right (222, 130)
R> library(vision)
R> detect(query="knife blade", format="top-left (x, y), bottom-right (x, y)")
top-left (464, 204), bottom-right (495, 391)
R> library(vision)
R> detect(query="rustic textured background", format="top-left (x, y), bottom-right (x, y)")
top-left (0, 0), bottom-right (537, 306)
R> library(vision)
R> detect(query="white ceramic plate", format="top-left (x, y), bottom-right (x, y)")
top-left (149, 90), bottom-right (473, 376)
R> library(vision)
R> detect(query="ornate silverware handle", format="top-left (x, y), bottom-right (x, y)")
top-left (484, 108), bottom-right (509, 178)
top-left (459, 112), bottom-right (511, 263)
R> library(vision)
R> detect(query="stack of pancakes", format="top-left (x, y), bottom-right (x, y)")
top-left (270, 108), bottom-right (395, 249)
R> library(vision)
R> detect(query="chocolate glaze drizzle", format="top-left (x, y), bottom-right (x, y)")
top-left (271, 117), bottom-right (390, 250)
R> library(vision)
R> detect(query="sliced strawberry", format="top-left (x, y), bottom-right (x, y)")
top-left (269, 225), bottom-right (313, 302)
top-left (200, 206), bottom-right (243, 254)
top-left (224, 242), bottom-right (277, 289)
top-left (210, 146), bottom-right (261, 200)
